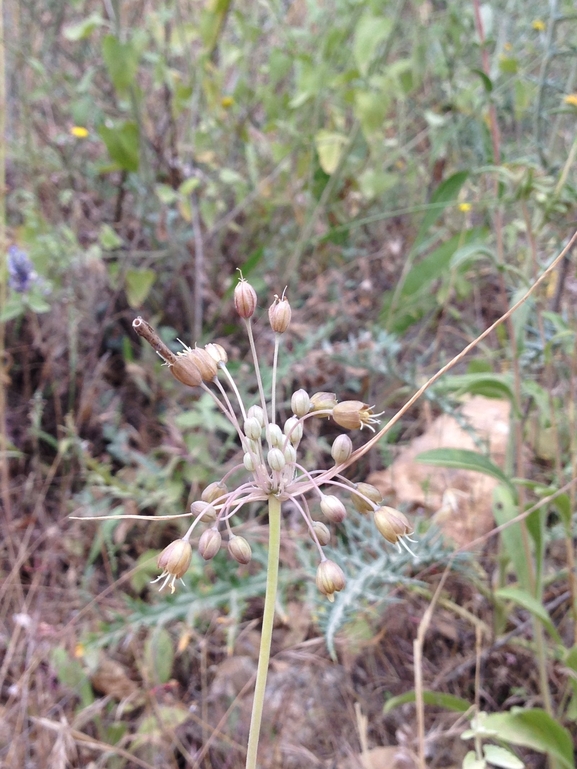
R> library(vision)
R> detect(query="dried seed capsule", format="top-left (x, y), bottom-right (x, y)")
top-left (198, 527), bottom-right (222, 560)
top-left (316, 559), bottom-right (346, 602)
top-left (352, 482), bottom-right (382, 514)
top-left (311, 521), bottom-right (331, 546)
top-left (186, 347), bottom-right (218, 381)
top-left (201, 481), bottom-right (228, 504)
top-left (204, 342), bottom-right (228, 365)
top-left (332, 401), bottom-right (381, 431)
top-left (268, 294), bottom-right (292, 334)
top-left (320, 495), bottom-right (347, 523)
top-left (283, 416), bottom-right (303, 446)
top-left (157, 539), bottom-right (193, 579)
top-left (267, 447), bottom-right (286, 472)
top-left (310, 391), bottom-right (338, 413)
top-left (374, 506), bottom-right (413, 544)
top-left (229, 535), bottom-right (252, 564)
top-left (154, 538), bottom-right (193, 593)
top-left (190, 500), bottom-right (217, 522)
top-left (331, 434), bottom-right (353, 464)
top-left (234, 276), bottom-right (257, 319)
top-left (291, 389), bottom-right (311, 418)
top-left (244, 416), bottom-right (263, 441)
top-left (170, 351), bottom-right (203, 387)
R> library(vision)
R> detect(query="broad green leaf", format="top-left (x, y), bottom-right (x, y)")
top-left (434, 372), bottom-right (516, 405)
top-left (380, 228), bottom-right (486, 330)
top-left (178, 177), bottom-right (201, 196)
top-left (314, 130), bottom-right (348, 175)
top-left (353, 15), bottom-right (392, 76)
top-left (493, 486), bottom-right (531, 592)
top-left (450, 242), bottom-right (496, 269)
top-left (414, 171), bottom-right (469, 248)
top-left (99, 223), bottom-right (123, 250)
top-left (495, 587), bottom-right (562, 645)
top-left (415, 448), bottom-right (514, 494)
top-left (358, 169), bottom-right (398, 199)
top-left (354, 89), bottom-right (390, 137)
top-left (483, 745), bottom-right (523, 769)
top-left (156, 184), bottom-right (179, 204)
top-left (50, 647), bottom-right (94, 707)
top-left (102, 35), bottom-right (139, 93)
top-left (63, 13), bottom-right (106, 41)
top-left (1, 296), bottom-right (25, 321)
top-left (125, 268), bottom-right (156, 308)
top-left (135, 705), bottom-right (189, 745)
top-left (99, 121), bottom-right (140, 172)
top-left (384, 689), bottom-right (471, 714)
top-left (472, 68), bottom-right (493, 92)
top-left (463, 752), bottom-right (487, 769)
top-left (564, 644), bottom-right (577, 672)
top-left (482, 710), bottom-right (573, 769)
top-left (26, 294), bottom-right (51, 314)
top-left (144, 627), bottom-right (174, 685)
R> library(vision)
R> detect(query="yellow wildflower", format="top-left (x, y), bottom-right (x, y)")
top-left (563, 94), bottom-right (577, 107)
top-left (221, 96), bottom-right (234, 108)
top-left (70, 126), bottom-right (89, 138)
top-left (531, 20), bottom-right (546, 32)
top-left (458, 202), bottom-right (472, 212)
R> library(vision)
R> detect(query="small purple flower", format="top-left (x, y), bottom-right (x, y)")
top-left (7, 246), bottom-right (38, 293)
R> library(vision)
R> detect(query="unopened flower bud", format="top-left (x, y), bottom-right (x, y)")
top-left (310, 391), bottom-right (338, 414)
top-left (247, 404), bottom-right (265, 427)
top-left (190, 500), bottom-right (217, 522)
top-left (244, 416), bottom-right (262, 441)
top-left (268, 294), bottom-right (292, 333)
top-left (201, 481), bottom-right (228, 504)
top-left (284, 416), bottom-right (303, 445)
top-left (316, 559), bottom-right (346, 602)
top-left (266, 423), bottom-right (284, 448)
top-left (311, 521), bottom-right (331, 546)
top-left (331, 434), bottom-right (353, 464)
top-left (352, 482), bottom-right (382, 514)
top-left (198, 527), bottom-right (222, 560)
top-left (374, 506), bottom-right (413, 544)
top-left (205, 342), bottom-right (228, 365)
top-left (170, 352), bottom-right (203, 387)
top-left (155, 538), bottom-right (193, 593)
top-left (267, 447), bottom-right (286, 472)
top-left (332, 401), bottom-right (381, 431)
top-left (234, 277), bottom-right (257, 319)
top-left (320, 494), bottom-right (347, 523)
top-left (283, 443), bottom-right (297, 465)
top-left (185, 347), bottom-right (218, 381)
top-left (291, 389), bottom-right (311, 418)
top-left (243, 452), bottom-right (256, 472)
top-left (229, 535), bottom-right (252, 564)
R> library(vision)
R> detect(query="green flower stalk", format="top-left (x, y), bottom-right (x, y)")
top-left (131, 275), bottom-right (414, 769)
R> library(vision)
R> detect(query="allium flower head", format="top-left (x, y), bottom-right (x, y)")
top-left (134, 279), bottom-right (414, 598)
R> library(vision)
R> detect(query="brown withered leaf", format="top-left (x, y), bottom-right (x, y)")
top-left (369, 396), bottom-right (511, 546)
top-left (90, 656), bottom-right (139, 700)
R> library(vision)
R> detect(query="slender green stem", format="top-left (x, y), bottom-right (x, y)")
top-left (245, 495), bottom-right (281, 769)
top-left (244, 318), bottom-right (269, 428)
top-left (271, 335), bottom-right (280, 424)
